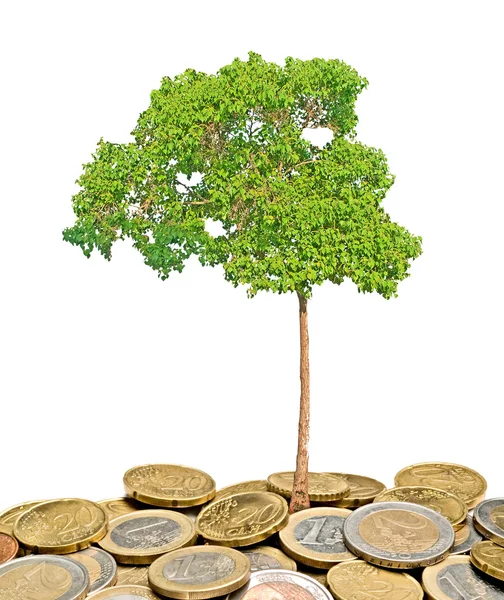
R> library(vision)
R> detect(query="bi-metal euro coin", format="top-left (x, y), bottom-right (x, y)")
top-left (13, 498), bottom-right (108, 554)
top-left (66, 547), bottom-right (117, 594)
top-left (474, 498), bottom-right (504, 547)
top-left (87, 585), bottom-right (161, 599)
top-left (267, 472), bottom-right (349, 502)
top-left (0, 554), bottom-right (90, 600)
top-left (343, 501), bottom-right (455, 569)
top-left (279, 506), bottom-right (356, 569)
top-left (394, 462), bottom-right (487, 509)
top-left (241, 546), bottom-right (297, 572)
top-left (197, 492), bottom-right (289, 547)
top-left (373, 486), bottom-right (467, 529)
top-left (98, 509), bottom-right (196, 564)
top-left (148, 545), bottom-right (250, 599)
top-left (327, 560), bottom-right (423, 600)
top-left (227, 569), bottom-right (333, 600)
top-left (451, 514), bottom-right (483, 555)
top-left (422, 555), bottom-right (504, 600)
top-left (471, 540), bottom-right (504, 582)
top-left (124, 464), bottom-right (216, 508)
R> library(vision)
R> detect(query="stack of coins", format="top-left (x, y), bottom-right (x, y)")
top-left (0, 461), bottom-right (503, 600)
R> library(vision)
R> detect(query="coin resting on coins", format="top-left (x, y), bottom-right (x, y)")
top-left (0, 460), bottom-right (497, 599)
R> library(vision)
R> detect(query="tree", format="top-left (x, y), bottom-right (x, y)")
top-left (63, 51), bottom-right (423, 513)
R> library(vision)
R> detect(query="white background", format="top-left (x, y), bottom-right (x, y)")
top-left (1, 1), bottom-right (502, 511)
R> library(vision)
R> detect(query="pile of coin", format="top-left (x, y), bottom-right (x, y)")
top-left (1, 461), bottom-right (503, 600)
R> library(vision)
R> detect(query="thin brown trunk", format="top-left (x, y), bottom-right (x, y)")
top-left (289, 291), bottom-right (311, 513)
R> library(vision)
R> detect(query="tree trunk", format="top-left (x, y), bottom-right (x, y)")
top-left (289, 291), bottom-right (311, 513)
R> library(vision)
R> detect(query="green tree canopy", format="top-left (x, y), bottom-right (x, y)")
top-left (63, 51), bottom-right (422, 300)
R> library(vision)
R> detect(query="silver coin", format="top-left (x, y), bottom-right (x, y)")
top-left (241, 547), bottom-right (296, 572)
top-left (86, 584), bottom-right (161, 598)
top-left (67, 547), bottom-right (117, 593)
top-left (162, 551), bottom-right (235, 584)
top-left (0, 554), bottom-right (90, 599)
top-left (343, 501), bottom-right (455, 569)
top-left (111, 516), bottom-right (181, 549)
top-left (423, 556), bottom-right (504, 600)
top-left (474, 499), bottom-right (504, 546)
top-left (451, 514), bottom-right (483, 555)
top-left (227, 569), bottom-right (332, 600)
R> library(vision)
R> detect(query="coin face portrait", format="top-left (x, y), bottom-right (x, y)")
top-left (241, 581), bottom-right (314, 600)
top-left (111, 517), bottom-right (181, 549)
top-left (359, 509), bottom-right (439, 553)
top-left (162, 551), bottom-right (235, 584)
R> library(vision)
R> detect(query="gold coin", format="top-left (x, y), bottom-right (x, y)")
top-left (374, 486), bottom-right (467, 529)
top-left (298, 569), bottom-right (328, 587)
top-left (0, 500), bottom-right (46, 535)
top-left (196, 492), bottom-right (289, 547)
top-left (471, 540), bottom-right (504, 582)
top-left (451, 515), bottom-right (483, 555)
top-left (148, 545), bottom-right (250, 599)
top-left (278, 506), bottom-right (356, 568)
top-left (88, 585), bottom-right (161, 598)
top-left (267, 472), bottom-right (350, 502)
top-left (124, 464), bottom-right (216, 508)
top-left (116, 564), bottom-right (150, 587)
top-left (98, 509), bottom-right (196, 565)
top-left (97, 497), bottom-right (148, 520)
top-left (422, 555), bottom-right (504, 600)
top-left (241, 545), bottom-right (297, 571)
top-left (327, 560), bottom-right (423, 600)
top-left (394, 462), bottom-right (487, 509)
top-left (13, 498), bottom-right (108, 554)
top-left (214, 481), bottom-right (269, 503)
top-left (322, 474), bottom-right (386, 508)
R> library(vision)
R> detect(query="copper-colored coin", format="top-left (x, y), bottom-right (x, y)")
top-left (279, 507), bottom-right (356, 568)
top-left (98, 509), bottom-right (196, 565)
top-left (13, 498), bottom-right (108, 554)
top-left (0, 500), bottom-right (46, 535)
top-left (327, 560), bottom-right (423, 600)
top-left (470, 540), bottom-right (504, 582)
top-left (267, 472), bottom-right (349, 502)
top-left (97, 497), bottom-right (147, 520)
top-left (394, 462), bottom-right (487, 509)
top-left (124, 464), bottom-right (216, 508)
top-left (214, 481), bottom-right (269, 503)
top-left (197, 492), bottom-right (289, 547)
top-left (374, 486), bottom-right (467, 529)
top-left (0, 532), bottom-right (18, 564)
top-left (323, 474), bottom-right (386, 508)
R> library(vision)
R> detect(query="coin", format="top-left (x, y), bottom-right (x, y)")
top-left (343, 501), bottom-right (455, 568)
top-left (116, 564), bottom-right (150, 587)
top-left (0, 532), bottom-right (19, 564)
top-left (124, 464), bottom-right (216, 508)
top-left (278, 507), bottom-right (356, 568)
top-left (422, 555), bottom-right (504, 600)
top-left (197, 492), bottom-right (289, 547)
top-left (327, 560), bottom-right (424, 600)
top-left (0, 554), bottom-right (90, 599)
top-left (474, 499), bottom-right (504, 547)
top-left (97, 497), bottom-right (148, 520)
top-left (214, 481), bottom-right (269, 503)
top-left (471, 540), bottom-right (504, 582)
top-left (87, 585), bottom-right (161, 598)
top-left (0, 500), bottom-right (46, 535)
top-left (322, 474), bottom-right (386, 508)
top-left (297, 569), bottom-right (328, 588)
top-left (451, 514), bottom-right (483, 555)
top-left (241, 546), bottom-right (297, 572)
top-left (227, 568), bottom-right (333, 600)
top-left (148, 545), bottom-right (250, 599)
top-left (394, 462), bottom-right (487, 509)
top-left (13, 498), bottom-right (108, 554)
top-left (98, 509), bottom-right (196, 565)
top-left (267, 472), bottom-right (349, 502)
top-left (66, 547), bottom-right (117, 593)
top-left (373, 486), bottom-right (467, 529)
